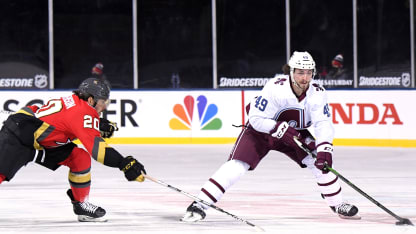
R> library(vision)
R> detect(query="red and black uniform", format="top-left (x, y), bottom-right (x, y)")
top-left (0, 94), bottom-right (124, 202)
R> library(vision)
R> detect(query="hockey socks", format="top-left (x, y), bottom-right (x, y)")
top-left (182, 160), bottom-right (249, 222)
top-left (302, 155), bottom-right (343, 206)
top-left (302, 155), bottom-right (360, 219)
top-left (197, 160), bottom-right (249, 209)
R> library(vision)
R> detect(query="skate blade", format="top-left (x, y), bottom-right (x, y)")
top-left (338, 214), bottom-right (361, 220)
top-left (78, 215), bottom-right (108, 222)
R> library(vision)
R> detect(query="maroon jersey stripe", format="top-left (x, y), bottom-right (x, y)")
top-left (209, 178), bottom-right (226, 193)
top-left (317, 176), bottom-right (338, 186)
top-left (201, 188), bottom-right (217, 203)
top-left (322, 187), bottom-right (342, 197)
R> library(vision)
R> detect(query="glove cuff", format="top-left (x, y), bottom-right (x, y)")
top-left (270, 121), bottom-right (289, 138)
top-left (317, 142), bottom-right (333, 153)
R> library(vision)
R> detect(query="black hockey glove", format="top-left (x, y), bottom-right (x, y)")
top-left (99, 118), bottom-right (118, 138)
top-left (119, 156), bottom-right (146, 182)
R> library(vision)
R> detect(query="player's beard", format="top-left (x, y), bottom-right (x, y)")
top-left (298, 81), bottom-right (310, 91)
top-left (293, 79), bottom-right (310, 92)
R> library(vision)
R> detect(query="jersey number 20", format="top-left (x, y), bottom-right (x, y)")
top-left (84, 115), bottom-right (99, 131)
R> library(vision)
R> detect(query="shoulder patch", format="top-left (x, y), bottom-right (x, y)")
top-left (311, 83), bottom-right (325, 92)
top-left (62, 95), bottom-right (76, 109)
top-left (274, 77), bottom-right (288, 85)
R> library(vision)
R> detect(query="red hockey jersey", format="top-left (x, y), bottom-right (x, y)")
top-left (28, 94), bottom-right (105, 161)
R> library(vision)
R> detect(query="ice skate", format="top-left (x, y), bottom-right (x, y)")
top-left (180, 201), bottom-right (206, 222)
top-left (66, 189), bottom-right (107, 222)
top-left (331, 202), bottom-right (361, 220)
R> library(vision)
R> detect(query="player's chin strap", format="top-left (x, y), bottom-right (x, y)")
top-left (86, 96), bottom-right (98, 108)
top-left (293, 136), bottom-right (414, 226)
top-left (291, 77), bottom-right (303, 90)
top-left (289, 69), bottom-right (303, 90)
top-left (92, 97), bottom-right (100, 108)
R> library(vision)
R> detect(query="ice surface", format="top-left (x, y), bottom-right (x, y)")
top-left (0, 145), bottom-right (415, 234)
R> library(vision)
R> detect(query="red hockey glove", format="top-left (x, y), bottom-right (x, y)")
top-left (314, 143), bottom-right (333, 173)
top-left (270, 121), bottom-right (301, 149)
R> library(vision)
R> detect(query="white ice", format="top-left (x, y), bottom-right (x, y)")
top-left (0, 145), bottom-right (415, 234)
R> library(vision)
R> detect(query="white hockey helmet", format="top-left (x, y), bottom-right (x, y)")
top-left (288, 51), bottom-right (316, 78)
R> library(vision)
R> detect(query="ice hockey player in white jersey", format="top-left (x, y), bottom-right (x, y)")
top-left (181, 51), bottom-right (360, 222)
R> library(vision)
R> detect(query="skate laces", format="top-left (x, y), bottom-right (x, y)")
top-left (189, 202), bottom-right (204, 212)
top-left (187, 202), bottom-right (206, 217)
top-left (80, 202), bottom-right (99, 214)
top-left (336, 203), bottom-right (352, 214)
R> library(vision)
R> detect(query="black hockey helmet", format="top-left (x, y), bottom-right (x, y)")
top-left (77, 77), bottom-right (110, 102)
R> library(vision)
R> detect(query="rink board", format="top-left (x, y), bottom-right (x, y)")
top-left (0, 90), bottom-right (415, 147)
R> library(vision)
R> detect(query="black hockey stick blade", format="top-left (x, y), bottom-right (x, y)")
top-left (325, 166), bottom-right (414, 226)
top-left (396, 218), bottom-right (413, 226)
top-left (293, 137), bottom-right (414, 226)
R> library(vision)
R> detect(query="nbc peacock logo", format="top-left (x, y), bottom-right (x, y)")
top-left (169, 95), bottom-right (222, 130)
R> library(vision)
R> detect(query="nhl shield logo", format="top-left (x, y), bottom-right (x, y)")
top-left (401, 73), bottom-right (410, 87)
top-left (34, 74), bottom-right (48, 89)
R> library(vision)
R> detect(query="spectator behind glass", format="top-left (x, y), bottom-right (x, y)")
top-left (326, 54), bottom-right (348, 80)
top-left (91, 62), bottom-right (111, 89)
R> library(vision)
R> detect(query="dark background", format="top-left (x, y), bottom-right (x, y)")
top-left (0, 0), bottom-right (412, 89)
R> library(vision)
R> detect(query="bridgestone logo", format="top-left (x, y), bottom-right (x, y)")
top-left (219, 77), bottom-right (272, 87)
top-left (0, 78), bottom-right (33, 87)
top-left (359, 73), bottom-right (411, 87)
top-left (359, 76), bottom-right (400, 86)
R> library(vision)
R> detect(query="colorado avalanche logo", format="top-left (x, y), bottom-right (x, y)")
top-left (274, 78), bottom-right (287, 85)
top-left (169, 95), bottom-right (222, 130)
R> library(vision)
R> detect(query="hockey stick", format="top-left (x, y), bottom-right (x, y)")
top-left (143, 174), bottom-right (265, 232)
top-left (293, 137), bottom-right (414, 226)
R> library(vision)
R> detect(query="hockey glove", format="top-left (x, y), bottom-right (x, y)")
top-left (119, 156), bottom-right (146, 182)
top-left (99, 118), bottom-right (118, 138)
top-left (314, 143), bottom-right (333, 173)
top-left (270, 121), bottom-right (301, 149)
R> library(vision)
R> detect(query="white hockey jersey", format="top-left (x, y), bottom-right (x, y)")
top-left (248, 74), bottom-right (334, 145)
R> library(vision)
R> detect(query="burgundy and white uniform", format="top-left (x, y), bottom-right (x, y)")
top-left (230, 74), bottom-right (334, 169)
top-left (195, 75), bottom-right (344, 208)
top-left (248, 74), bottom-right (333, 144)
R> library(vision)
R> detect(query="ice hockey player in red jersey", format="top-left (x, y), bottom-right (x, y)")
top-left (181, 51), bottom-right (360, 222)
top-left (0, 78), bottom-right (146, 222)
